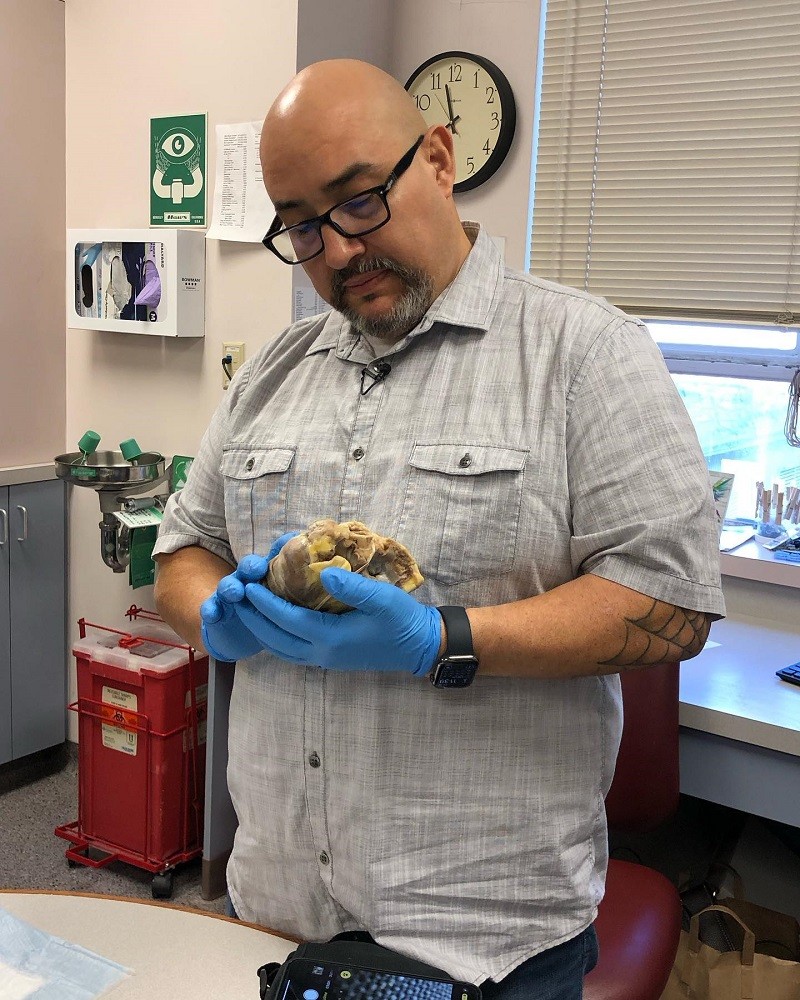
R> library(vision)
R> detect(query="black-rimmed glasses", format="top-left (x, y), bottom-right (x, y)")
top-left (262, 134), bottom-right (425, 265)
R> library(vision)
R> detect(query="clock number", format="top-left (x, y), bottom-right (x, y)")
top-left (483, 139), bottom-right (491, 155)
top-left (449, 64), bottom-right (462, 83)
top-left (415, 94), bottom-right (431, 112)
top-left (466, 156), bottom-right (475, 175)
top-left (431, 71), bottom-right (441, 90)
top-left (473, 71), bottom-right (480, 88)
top-left (490, 112), bottom-right (500, 130)
top-left (486, 85), bottom-right (495, 104)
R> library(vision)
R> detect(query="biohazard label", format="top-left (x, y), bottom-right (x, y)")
top-left (183, 683), bottom-right (208, 750)
top-left (100, 686), bottom-right (139, 755)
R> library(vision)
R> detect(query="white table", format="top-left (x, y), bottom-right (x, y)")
top-left (0, 891), bottom-right (296, 999)
top-left (679, 614), bottom-right (800, 827)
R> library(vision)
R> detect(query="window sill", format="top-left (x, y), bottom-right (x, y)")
top-left (720, 538), bottom-right (800, 590)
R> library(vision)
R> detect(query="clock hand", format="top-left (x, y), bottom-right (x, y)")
top-left (433, 89), bottom-right (461, 135)
top-left (445, 84), bottom-right (456, 120)
top-left (445, 85), bottom-right (461, 135)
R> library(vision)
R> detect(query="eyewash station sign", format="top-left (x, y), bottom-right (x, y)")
top-left (150, 114), bottom-right (207, 227)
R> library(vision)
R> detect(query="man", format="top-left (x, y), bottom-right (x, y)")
top-left (154, 59), bottom-right (725, 1000)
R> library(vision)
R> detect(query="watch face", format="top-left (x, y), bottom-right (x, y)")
top-left (405, 51), bottom-right (516, 193)
top-left (431, 656), bottom-right (479, 689)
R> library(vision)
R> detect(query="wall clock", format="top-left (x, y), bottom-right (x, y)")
top-left (404, 51), bottom-right (516, 193)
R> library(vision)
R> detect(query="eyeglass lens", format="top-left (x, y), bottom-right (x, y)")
top-left (272, 192), bottom-right (390, 263)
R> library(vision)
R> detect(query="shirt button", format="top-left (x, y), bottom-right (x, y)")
top-left (319, 851), bottom-right (330, 865)
top-left (459, 453), bottom-right (472, 468)
top-left (308, 752), bottom-right (321, 768)
top-left (245, 457), bottom-right (255, 471)
top-left (352, 447), bottom-right (365, 461)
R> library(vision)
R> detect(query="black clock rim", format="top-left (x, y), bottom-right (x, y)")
top-left (404, 50), bottom-right (516, 193)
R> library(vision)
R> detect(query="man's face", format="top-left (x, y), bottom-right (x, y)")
top-left (265, 131), bottom-right (448, 341)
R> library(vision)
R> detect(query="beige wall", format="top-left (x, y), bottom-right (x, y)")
top-left (0, 1), bottom-right (66, 467)
top-left (297, 0), bottom-right (394, 70)
top-left (64, 1), bottom-right (298, 734)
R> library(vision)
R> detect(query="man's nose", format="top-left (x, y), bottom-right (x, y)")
top-left (321, 224), bottom-right (365, 270)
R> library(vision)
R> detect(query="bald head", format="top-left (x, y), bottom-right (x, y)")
top-left (262, 60), bottom-right (425, 168)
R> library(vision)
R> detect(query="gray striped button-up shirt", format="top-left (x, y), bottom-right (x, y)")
top-left (154, 224), bottom-right (725, 984)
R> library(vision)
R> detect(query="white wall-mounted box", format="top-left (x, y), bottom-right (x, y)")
top-left (67, 228), bottom-right (205, 338)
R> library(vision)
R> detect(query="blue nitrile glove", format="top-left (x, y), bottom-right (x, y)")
top-left (199, 532), bottom-right (298, 662)
top-left (200, 577), bottom-right (261, 663)
top-left (235, 567), bottom-right (442, 675)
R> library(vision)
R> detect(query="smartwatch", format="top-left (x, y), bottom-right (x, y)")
top-left (430, 606), bottom-right (479, 688)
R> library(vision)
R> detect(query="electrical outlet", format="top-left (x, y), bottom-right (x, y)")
top-left (222, 341), bottom-right (245, 389)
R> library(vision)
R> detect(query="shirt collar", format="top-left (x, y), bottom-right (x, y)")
top-left (304, 223), bottom-right (503, 362)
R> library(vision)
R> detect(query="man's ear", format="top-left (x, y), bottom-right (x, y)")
top-left (426, 125), bottom-right (458, 197)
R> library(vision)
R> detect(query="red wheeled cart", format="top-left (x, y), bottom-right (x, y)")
top-left (55, 607), bottom-right (208, 899)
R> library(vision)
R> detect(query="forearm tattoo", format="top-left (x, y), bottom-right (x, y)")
top-left (600, 600), bottom-right (711, 668)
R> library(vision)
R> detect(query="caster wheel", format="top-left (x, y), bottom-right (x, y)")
top-left (67, 858), bottom-right (78, 868)
top-left (152, 871), bottom-right (174, 899)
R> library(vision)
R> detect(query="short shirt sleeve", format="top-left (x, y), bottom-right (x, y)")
top-left (566, 318), bottom-right (725, 616)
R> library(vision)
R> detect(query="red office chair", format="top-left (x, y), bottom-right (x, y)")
top-left (584, 662), bottom-right (683, 1000)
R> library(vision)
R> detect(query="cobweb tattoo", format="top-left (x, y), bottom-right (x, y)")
top-left (600, 600), bottom-right (711, 668)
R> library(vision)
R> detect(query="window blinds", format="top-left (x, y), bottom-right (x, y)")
top-left (530, 0), bottom-right (800, 327)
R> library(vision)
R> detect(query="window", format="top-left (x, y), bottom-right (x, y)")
top-left (529, 0), bottom-right (800, 369)
top-left (670, 371), bottom-right (800, 520)
top-left (650, 322), bottom-right (800, 520)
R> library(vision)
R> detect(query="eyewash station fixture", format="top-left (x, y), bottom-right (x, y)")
top-left (55, 432), bottom-right (171, 573)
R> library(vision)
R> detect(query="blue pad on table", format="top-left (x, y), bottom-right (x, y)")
top-left (0, 907), bottom-right (129, 1000)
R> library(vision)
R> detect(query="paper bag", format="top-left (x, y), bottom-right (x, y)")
top-left (661, 904), bottom-right (800, 999)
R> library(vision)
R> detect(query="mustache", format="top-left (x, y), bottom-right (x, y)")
top-left (331, 257), bottom-right (414, 295)
top-left (338, 258), bottom-right (391, 282)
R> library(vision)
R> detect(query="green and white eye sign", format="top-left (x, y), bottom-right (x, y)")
top-left (150, 113), bottom-right (207, 226)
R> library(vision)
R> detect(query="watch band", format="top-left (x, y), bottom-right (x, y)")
top-left (431, 606), bottom-right (479, 689)
top-left (437, 606), bottom-right (475, 658)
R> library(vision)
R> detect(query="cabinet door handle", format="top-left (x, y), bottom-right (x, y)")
top-left (0, 508), bottom-right (6, 546)
top-left (16, 504), bottom-right (28, 542)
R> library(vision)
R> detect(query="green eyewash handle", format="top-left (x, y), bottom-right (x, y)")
top-left (119, 438), bottom-right (143, 462)
top-left (77, 430), bottom-right (101, 455)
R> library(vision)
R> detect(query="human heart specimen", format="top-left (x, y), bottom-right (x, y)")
top-left (265, 518), bottom-right (424, 614)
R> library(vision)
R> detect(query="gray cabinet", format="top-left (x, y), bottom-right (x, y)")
top-left (0, 478), bottom-right (67, 765)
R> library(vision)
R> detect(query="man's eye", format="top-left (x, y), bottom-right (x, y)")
top-left (290, 222), bottom-right (319, 244)
top-left (340, 194), bottom-right (381, 220)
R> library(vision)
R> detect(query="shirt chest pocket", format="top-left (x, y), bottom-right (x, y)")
top-left (397, 443), bottom-right (528, 586)
top-left (220, 446), bottom-right (295, 557)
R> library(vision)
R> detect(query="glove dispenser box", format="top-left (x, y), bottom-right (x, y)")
top-left (67, 228), bottom-right (205, 338)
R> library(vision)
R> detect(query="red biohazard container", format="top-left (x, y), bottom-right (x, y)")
top-left (55, 607), bottom-right (208, 898)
